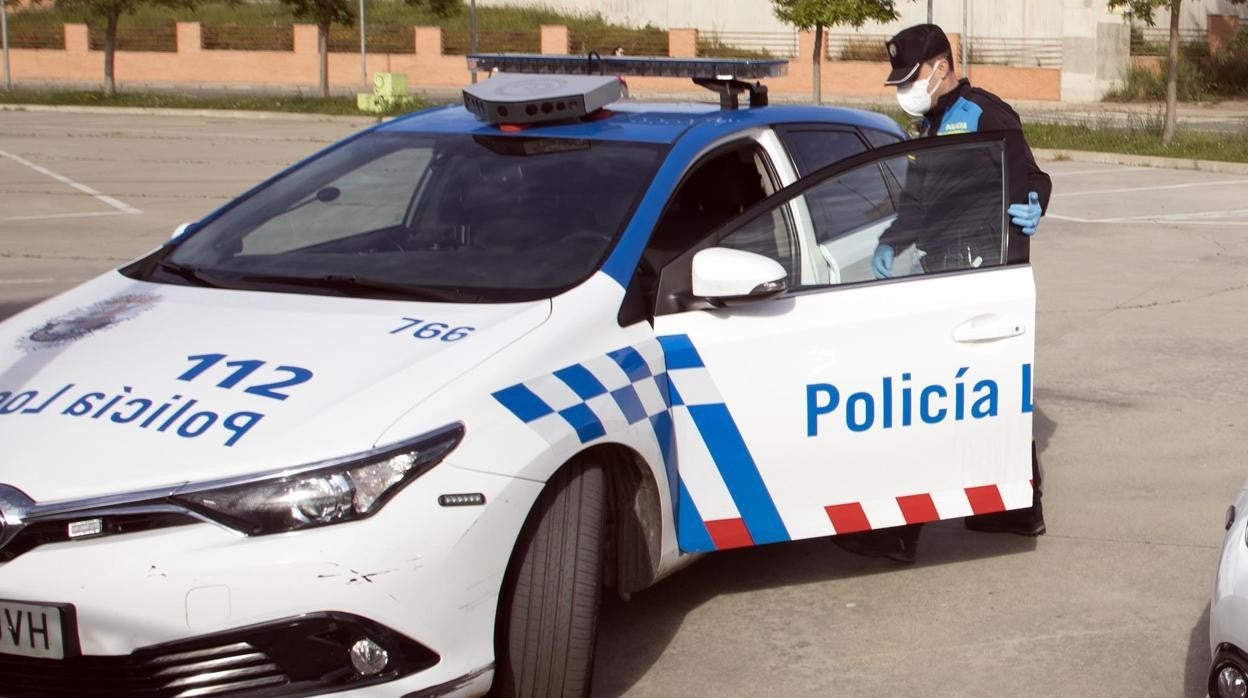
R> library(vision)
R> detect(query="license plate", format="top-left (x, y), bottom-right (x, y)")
top-left (0, 600), bottom-right (65, 660)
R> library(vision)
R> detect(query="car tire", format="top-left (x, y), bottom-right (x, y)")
top-left (495, 460), bottom-right (606, 698)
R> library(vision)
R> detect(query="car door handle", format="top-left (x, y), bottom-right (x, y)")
top-left (953, 315), bottom-right (1026, 343)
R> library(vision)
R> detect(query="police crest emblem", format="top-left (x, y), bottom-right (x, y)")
top-left (21, 292), bottom-right (159, 351)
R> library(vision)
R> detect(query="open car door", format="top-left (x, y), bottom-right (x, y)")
top-left (651, 132), bottom-right (1036, 552)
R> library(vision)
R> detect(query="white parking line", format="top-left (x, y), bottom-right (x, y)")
top-left (1052, 179), bottom-right (1248, 198)
top-left (0, 210), bottom-right (137, 223)
top-left (0, 278), bottom-right (59, 285)
top-left (1049, 167), bottom-right (1147, 177)
top-left (0, 149), bottom-right (141, 215)
top-left (1048, 213), bottom-right (1248, 226)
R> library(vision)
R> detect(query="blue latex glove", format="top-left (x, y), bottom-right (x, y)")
top-left (872, 244), bottom-right (894, 279)
top-left (1007, 191), bottom-right (1042, 235)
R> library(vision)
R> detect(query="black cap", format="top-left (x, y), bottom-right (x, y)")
top-left (884, 24), bottom-right (952, 86)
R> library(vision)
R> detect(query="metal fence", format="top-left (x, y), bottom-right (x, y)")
top-left (442, 27), bottom-right (539, 55)
top-left (569, 27), bottom-right (669, 57)
top-left (828, 33), bottom-right (1061, 68)
top-left (201, 24), bottom-right (294, 52)
top-left (698, 31), bottom-right (798, 59)
top-left (967, 37), bottom-right (1062, 68)
top-left (87, 22), bottom-right (177, 52)
top-left (8, 26), bottom-right (63, 50)
top-left (328, 25), bottom-right (414, 53)
top-left (1131, 27), bottom-right (1209, 55)
top-left (825, 33), bottom-right (891, 61)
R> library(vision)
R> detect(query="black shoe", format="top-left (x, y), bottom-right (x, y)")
top-left (831, 526), bottom-right (920, 564)
top-left (964, 501), bottom-right (1046, 537)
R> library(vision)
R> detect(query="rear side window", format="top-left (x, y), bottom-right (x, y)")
top-left (778, 126), bottom-right (896, 246)
top-left (779, 127), bottom-right (868, 176)
top-left (861, 127), bottom-right (905, 149)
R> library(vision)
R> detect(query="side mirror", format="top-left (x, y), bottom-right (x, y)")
top-left (691, 247), bottom-right (788, 305)
top-left (171, 222), bottom-right (194, 240)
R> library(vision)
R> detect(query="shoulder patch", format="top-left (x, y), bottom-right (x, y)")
top-left (937, 96), bottom-right (983, 136)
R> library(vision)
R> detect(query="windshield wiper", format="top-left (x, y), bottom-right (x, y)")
top-left (156, 260), bottom-right (223, 288)
top-left (235, 273), bottom-right (482, 302)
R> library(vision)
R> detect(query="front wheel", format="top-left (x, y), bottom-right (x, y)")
top-left (495, 461), bottom-right (606, 697)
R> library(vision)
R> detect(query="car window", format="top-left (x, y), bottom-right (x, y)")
top-left (618, 138), bottom-right (786, 326)
top-left (723, 138), bottom-right (1006, 291)
top-left (244, 147), bottom-right (434, 255)
top-left (716, 148), bottom-right (798, 281)
top-left (861, 127), bottom-right (905, 150)
top-left (780, 128), bottom-right (868, 176)
top-left (803, 140), bottom-right (1008, 285)
top-left (136, 132), bottom-right (668, 302)
top-left (645, 140), bottom-right (779, 270)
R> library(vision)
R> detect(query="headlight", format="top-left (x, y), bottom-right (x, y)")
top-left (174, 423), bottom-right (464, 535)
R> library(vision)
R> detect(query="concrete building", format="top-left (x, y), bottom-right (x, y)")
top-left (473, 0), bottom-right (1242, 101)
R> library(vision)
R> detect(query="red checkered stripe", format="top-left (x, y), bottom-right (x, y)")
top-left (695, 480), bottom-right (1035, 550)
top-left (825, 481), bottom-right (1035, 535)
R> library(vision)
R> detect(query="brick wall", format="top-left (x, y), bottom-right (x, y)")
top-left (6, 23), bottom-right (1063, 101)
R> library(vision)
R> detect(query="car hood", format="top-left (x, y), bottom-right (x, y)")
top-left (0, 273), bottom-right (551, 502)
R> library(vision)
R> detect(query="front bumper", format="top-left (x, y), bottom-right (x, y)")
top-left (2, 613), bottom-right (441, 696)
top-left (0, 463), bottom-right (543, 697)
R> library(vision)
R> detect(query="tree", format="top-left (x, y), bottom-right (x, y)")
top-left (277, 0), bottom-right (457, 99)
top-left (772, 0), bottom-right (903, 104)
top-left (55, 0), bottom-right (193, 97)
top-left (1108, 0), bottom-right (1246, 145)
top-left (280, 0), bottom-right (354, 98)
top-left (409, 0), bottom-right (460, 17)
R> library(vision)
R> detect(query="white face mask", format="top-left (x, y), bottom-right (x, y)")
top-left (896, 62), bottom-right (944, 117)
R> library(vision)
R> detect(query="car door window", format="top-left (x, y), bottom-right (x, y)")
top-left (654, 133), bottom-right (1013, 316)
top-left (621, 139), bottom-right (786, 326)
top-left (784, 137), bottom-right (1005, 285)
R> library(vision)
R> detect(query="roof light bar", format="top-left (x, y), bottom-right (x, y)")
top-left (467, 53), bottom-right (788, 81)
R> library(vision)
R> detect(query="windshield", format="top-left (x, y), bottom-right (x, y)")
top-left (126, 131), bottom-right (667, 302)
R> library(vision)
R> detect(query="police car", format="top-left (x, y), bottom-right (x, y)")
top-left (0, 55), bottom-right (1038, 697)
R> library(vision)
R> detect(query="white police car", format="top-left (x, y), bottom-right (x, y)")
top-left (0, 55), bottom-right (1039, 696)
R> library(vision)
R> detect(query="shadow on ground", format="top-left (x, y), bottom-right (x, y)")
top-left (0, 299), bottom-right (39, 323)
top-left (1186, 603), bottom-right (1211, 697)
top-left (593, 408), bottom-right (1056, 696)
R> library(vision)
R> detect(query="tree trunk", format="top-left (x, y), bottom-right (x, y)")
top-left (812, 24), bottom-right (823, 105)
top-left (104, 10), bottom-right (119, 97)
top-left (319, 20), bottom-right (329, 98)
top-left (1163, 0), bottom-right (1181, 145)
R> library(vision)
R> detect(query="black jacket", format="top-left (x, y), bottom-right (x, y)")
top-left (879, 79), bottom-right (1052, 267)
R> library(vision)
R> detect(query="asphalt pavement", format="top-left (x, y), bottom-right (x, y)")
top-left (2, 110), bottom-right (1247, 696)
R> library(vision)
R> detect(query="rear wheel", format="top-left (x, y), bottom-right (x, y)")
top-left (496, 461), bottom-right (606, 698)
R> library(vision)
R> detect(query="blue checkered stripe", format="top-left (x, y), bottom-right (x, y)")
top-left (492, 341), bottom-right (676, 448)
top-left (493, 334), bottom-right (791, 555)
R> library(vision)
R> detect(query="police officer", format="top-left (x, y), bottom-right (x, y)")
top-left (834, 24), bottom-right (1050, 565)
top-left (873, 23), bottom-right (1052, 279)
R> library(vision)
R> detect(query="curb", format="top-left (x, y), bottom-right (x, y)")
top-left (1033, 147), bottom-right (1248, 175)
top-left (0, 103), bottom-right (379, 122)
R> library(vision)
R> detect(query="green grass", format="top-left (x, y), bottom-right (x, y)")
top-left (1023, 122), bottom-right (1248, 163)
top-left (870, 105), bottom-right (1248, 163)
top-left (0, 89), bottom-right (431, 117)
top-left (6, 0), bottom-right (681, 55)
